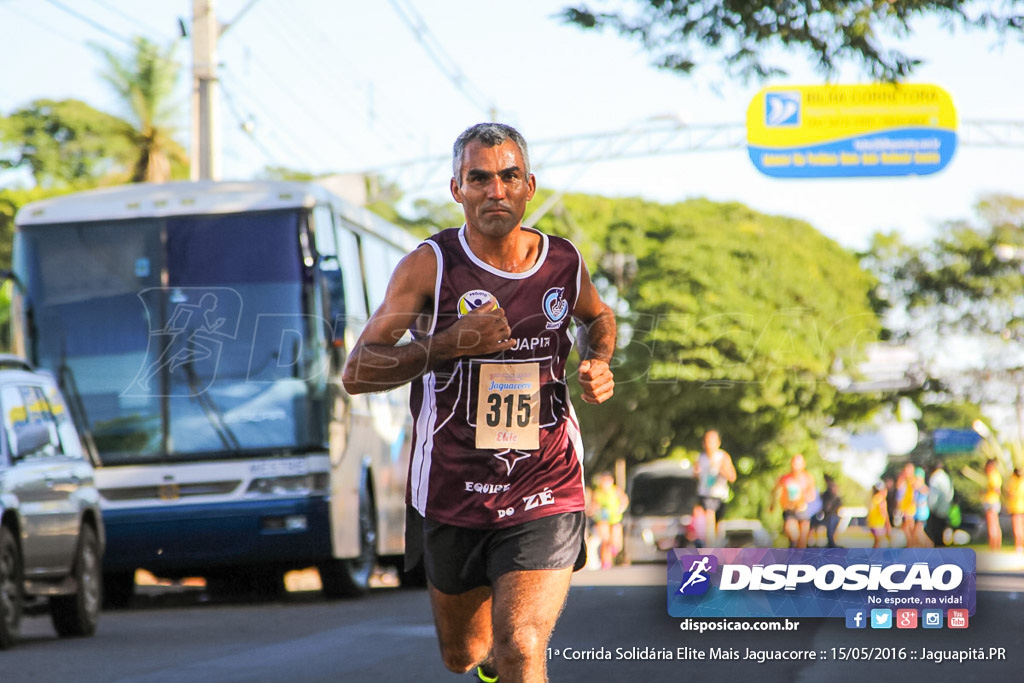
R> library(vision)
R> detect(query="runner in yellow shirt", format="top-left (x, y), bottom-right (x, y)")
top-left (867, 482), bottom-right (891, 548)
top-left (1005, 468), bottom-right (1024, 554)
top-left (588, 472), bottom-right (629, 569)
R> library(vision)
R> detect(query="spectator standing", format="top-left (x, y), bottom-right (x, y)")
top-left (925, 461), bottom-right (954, 547)
top-left (911, 467), bottom-right (931, 548)
top-left (983, 458), bottom-right (1003, 551)
top-left (1005, 468), bottom-right (1024, 554)
top-left (817, 474), bottom-right (842, 548)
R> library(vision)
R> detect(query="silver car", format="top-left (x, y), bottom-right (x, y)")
top-left (0, 356), bottom-right (104, 647)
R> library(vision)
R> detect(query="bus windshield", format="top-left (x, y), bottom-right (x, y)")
top-left (17, 209), bottom-right (319, 465)
top-left (628, 473), bottom-right (699, 517)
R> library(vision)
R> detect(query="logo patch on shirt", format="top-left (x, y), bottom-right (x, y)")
top-left (542, 287), bottom-right (569, 329)
top-left (457, 289), bottom-right (497, 318)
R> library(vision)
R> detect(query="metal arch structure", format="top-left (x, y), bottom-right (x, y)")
top-left (353, 118), bottom-right (1024, 195)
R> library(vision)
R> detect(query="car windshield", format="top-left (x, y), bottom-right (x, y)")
top-left (628, 474), bottom-right (699, 516)
top-left (16, 209), bottom-right (318, 465)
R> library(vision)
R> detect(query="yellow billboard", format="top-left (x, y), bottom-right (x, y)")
top-left (746, 84), bottom-right (958, 178)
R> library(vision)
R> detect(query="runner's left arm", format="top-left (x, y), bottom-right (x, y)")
top-left (573, 259), bottom-right (616, 405)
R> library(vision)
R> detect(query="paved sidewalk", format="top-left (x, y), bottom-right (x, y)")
top-left (976, 548), bottom-right (1024, 574)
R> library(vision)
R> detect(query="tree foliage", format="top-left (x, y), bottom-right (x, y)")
top-left (559, 1), bottom-right (1024, 81)
top-left (94, 36), bottom-right (188, 183)
top-left (0, 99), bottom-right (134, 189)
top-left (899, 194), bottom-right (1024, 339)
top-left (864, 194), bottom-right (1024, 458)
top-left (530, 194), bottom-right (880, 517)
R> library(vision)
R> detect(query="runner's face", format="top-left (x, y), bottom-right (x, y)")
top-left (451, 140), bottom-right (536, 239)
top-left (703, 431), bottom-right (720, 453)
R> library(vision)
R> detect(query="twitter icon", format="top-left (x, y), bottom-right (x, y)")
top-left (870, 609), bottom-right (893, 629)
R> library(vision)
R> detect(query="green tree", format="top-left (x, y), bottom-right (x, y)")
top-left (0, 186), bottom-right (58, 350)
top-left (533, 194), bottom-right (881, 517)
top-left (95, 36), bottom-right (188, 182)
top-left (0, 99), bottom-right (134, 189)
top-left (868, 195), bottom-right (1024, 457)
top-left (560, 1), bottom-right (1024, 80)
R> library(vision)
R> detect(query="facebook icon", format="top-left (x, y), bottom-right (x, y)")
top-left (845, 609), bottom-right (867, 629)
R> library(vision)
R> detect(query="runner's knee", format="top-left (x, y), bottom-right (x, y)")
top-left (439, 639), bottom-right (491, 674)
top-left (494, 625), bottom-right (546, 666)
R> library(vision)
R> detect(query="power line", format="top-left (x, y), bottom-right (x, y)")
top-left (83, 0), bottom-right (172, 38)
top-left (240, 49), bottom-right (364, 161)
top-left (218, 78), bottom-right (280, 168)
top-left (288, 1), bottom-right (423, 145)
top-left (218, 64), bottom-right (324, 172)
top-left (42, 0), bottom-right (135, 48)
top-left (0, 0), bottom-right (80, 45)
top-left (261, 4), bottom-right (380, 140)
top-left (386, 0), bottom-right (498, 119)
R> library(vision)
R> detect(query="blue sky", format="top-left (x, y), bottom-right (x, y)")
top-left (2, 0), bottom-right (1023, 250)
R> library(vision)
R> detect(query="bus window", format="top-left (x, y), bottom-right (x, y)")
top-left (313, 205), bottom-right (345, 331)
top-left (361, 237), bottom-right (392, 313)
top-left (311, 205), bottom-right (337, 258)
top-left (163, 210), bottom-right (314, 455)
top-left (335, 225), bottom-right (368, 323)
top-left (16, 219), bottom-right (164, 460)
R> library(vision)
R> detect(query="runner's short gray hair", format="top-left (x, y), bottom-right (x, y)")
top-left (452, 123), bottom-right (531, 186)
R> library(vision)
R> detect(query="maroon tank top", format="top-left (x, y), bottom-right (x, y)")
top-left (407, 226), bottom-right (586, 528)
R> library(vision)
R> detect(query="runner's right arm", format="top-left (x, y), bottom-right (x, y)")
top-left (341, 245), bottom-right (515, 395)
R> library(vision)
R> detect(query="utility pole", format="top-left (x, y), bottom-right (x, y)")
top-left (191, 0), bottom-right (220, 181)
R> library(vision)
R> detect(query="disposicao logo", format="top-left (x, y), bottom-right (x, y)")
top-left (668, 548), bottom-right (976, 619)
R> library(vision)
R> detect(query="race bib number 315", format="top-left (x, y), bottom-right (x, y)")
top-left (476, 362), bottom-right (540, 450)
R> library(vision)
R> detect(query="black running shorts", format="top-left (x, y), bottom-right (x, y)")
top-left (406, 507), bottom-right (587, 595)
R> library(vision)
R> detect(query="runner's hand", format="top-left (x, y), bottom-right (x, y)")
top-left (578, 359), bottom-right (614, 404)
top-left (447, 298), bottom-right (515, 357)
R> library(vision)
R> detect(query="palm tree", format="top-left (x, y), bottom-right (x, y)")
top-left (95, 36), bottom-right (188, 183)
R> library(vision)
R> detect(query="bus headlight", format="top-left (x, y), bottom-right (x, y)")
top-left (245, 473), bottom-right (329, 497)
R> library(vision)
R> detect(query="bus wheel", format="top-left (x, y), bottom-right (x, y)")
top-left (0, 527), bottom-right (24, 649)
top-left (320, 482), bottom-right (377, 598)
top-left (207, 568), bottom-right (284, 601)
top-left (51, 525), bottom-right (102, 637)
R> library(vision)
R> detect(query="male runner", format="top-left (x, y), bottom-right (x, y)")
top-left (342, 122), bottom-right (616, 683)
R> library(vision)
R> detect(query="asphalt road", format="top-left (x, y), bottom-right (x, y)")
top-left (5, 567), bottom-right (1023, 683)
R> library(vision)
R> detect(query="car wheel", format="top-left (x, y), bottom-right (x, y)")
top-left (0, 526), bottom-right (24, 649)
top-left (50, 525), bottom-right (102, 637)
top-left (319, 477), bottom-right (377, 598)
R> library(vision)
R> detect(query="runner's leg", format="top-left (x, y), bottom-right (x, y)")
top-left (428, 584), bottom-right (494, 674)
top-left (491, 568), bottom-right (574, 683)
top-left (595, 520), bottom-right (611, 568)
top-left (783, 516), bottom-right (799, 547)
top-left (704, 508), bottom-right (717, 545)
top-left (797, 519), bottom-right (811, 548)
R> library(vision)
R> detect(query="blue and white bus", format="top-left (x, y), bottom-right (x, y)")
top-left (11, 181), bottom-right (418, 602)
